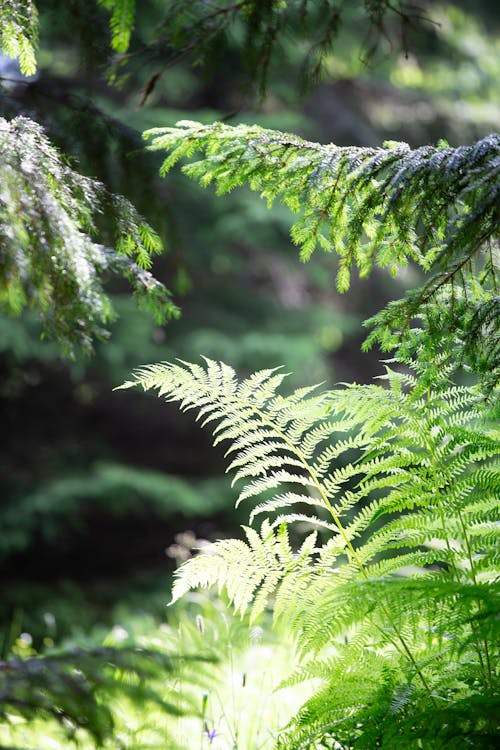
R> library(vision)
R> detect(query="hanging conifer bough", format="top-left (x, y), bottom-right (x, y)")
top-left (0, 0), bottom-right (38, 77)
top-left (0, 1), bottom-right (434, 100)
top-left (105, 0), bottom-right (432, 99)
top-left (0, 116), bottom-right (179, 354)
top-left (97, 0), bottom-right (137, 54)
top-left (145, 121), bottom-right (500, 395)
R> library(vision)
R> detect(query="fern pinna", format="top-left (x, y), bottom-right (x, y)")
top-left (122, 359), bottom-right (499, 749)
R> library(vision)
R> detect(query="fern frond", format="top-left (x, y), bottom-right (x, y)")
top-left (170, 521), bottom-right (316, 625)
top-left (126, 357), bottom-right (499, 747)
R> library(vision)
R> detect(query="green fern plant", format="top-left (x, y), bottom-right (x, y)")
top-left (122, 359), bottom-right (499, 748)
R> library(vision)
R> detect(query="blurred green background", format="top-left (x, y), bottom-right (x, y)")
top-left (0, 0), bottom-right (499, 656)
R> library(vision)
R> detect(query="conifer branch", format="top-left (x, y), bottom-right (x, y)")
top-left (145, 121), bottom-right (499, 275)
top-left (145, 120), bottom-right (500, 392)
top-left (107, 0), bottom-right (433, 100)
top-left (0, 116), bottom-right (179, 354)
top-left (0, 0), bottom-right (38, 76)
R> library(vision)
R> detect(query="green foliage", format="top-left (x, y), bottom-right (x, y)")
top-left (98, 0), bottom-right (136, 53)
top-left (164, 594), bottom-right (314, 749)
top-left (0, 116), bottom-right (179, 355)
top-left (0, 644), bottom-right (206, 748)
top-left (145, 120), bottom-right (500, 393)
top-left (0, 0), bottom-right (38, 76)
top-left (124, 358), bottom-right (499, 748)
top-left (0, 461), bottom-right (236, 561)
top-left (3, 0), bottom-right (429, 91)
top-left (2, 3), bottom-right (499, 748)
top-left (363, 276), bottom-right (500, 398)
top-left (104, 0), bottom-right (433, 98)
top-left (145, 122), bottom-right (498, 271)
top-left (0, 594), bottom-right (315, 750)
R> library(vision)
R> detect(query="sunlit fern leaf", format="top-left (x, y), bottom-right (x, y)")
top-left (0, 116), bottom-right (179, 355)
top-left (169, 521), bottom-right (317, 625)
top-left (120, 357), bottom-right (344, 534)
top-left (123, 357), bottom-right (499, 747)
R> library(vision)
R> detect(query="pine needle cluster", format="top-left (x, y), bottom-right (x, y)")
top-left (97, 0), bottom-right (136, 54)
top-left (124, 358), bottom-right (499, 749)
top-left (119, 0), bottom-right (430, 96)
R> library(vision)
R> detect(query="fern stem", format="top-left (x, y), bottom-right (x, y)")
top-left (253, 404), bottom-right (365, 571)
top-left (253, 403), bottom-right (439, 708)
top-left (456, 508), bottom-right (493, 688)
top-left (437, 495), bottom-right (490, 688)
top-left (424, 387), bottom-right (492, 690)
top-left (424, 391), bottom-right (487, 684)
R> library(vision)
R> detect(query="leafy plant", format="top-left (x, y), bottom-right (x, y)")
top-left (0, 642), bottom-right (211, 749)
top-left (163, 593), bottom-right (315, 750)
top-left (2, 3), bottom-right (499, 748)
top-left (118, 110), bottom-right (499, 748)
top-left (124, 358), bottom-right (499, 748)
top-left (0, 592), bottom-right (315, 750)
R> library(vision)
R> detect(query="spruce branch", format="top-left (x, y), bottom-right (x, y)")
top-left (0, 116), bottom-right (179, 354)
top-left (146, 121), bottom-right (500, 392)
top-left (0, 0), bottom-right (38, 76)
